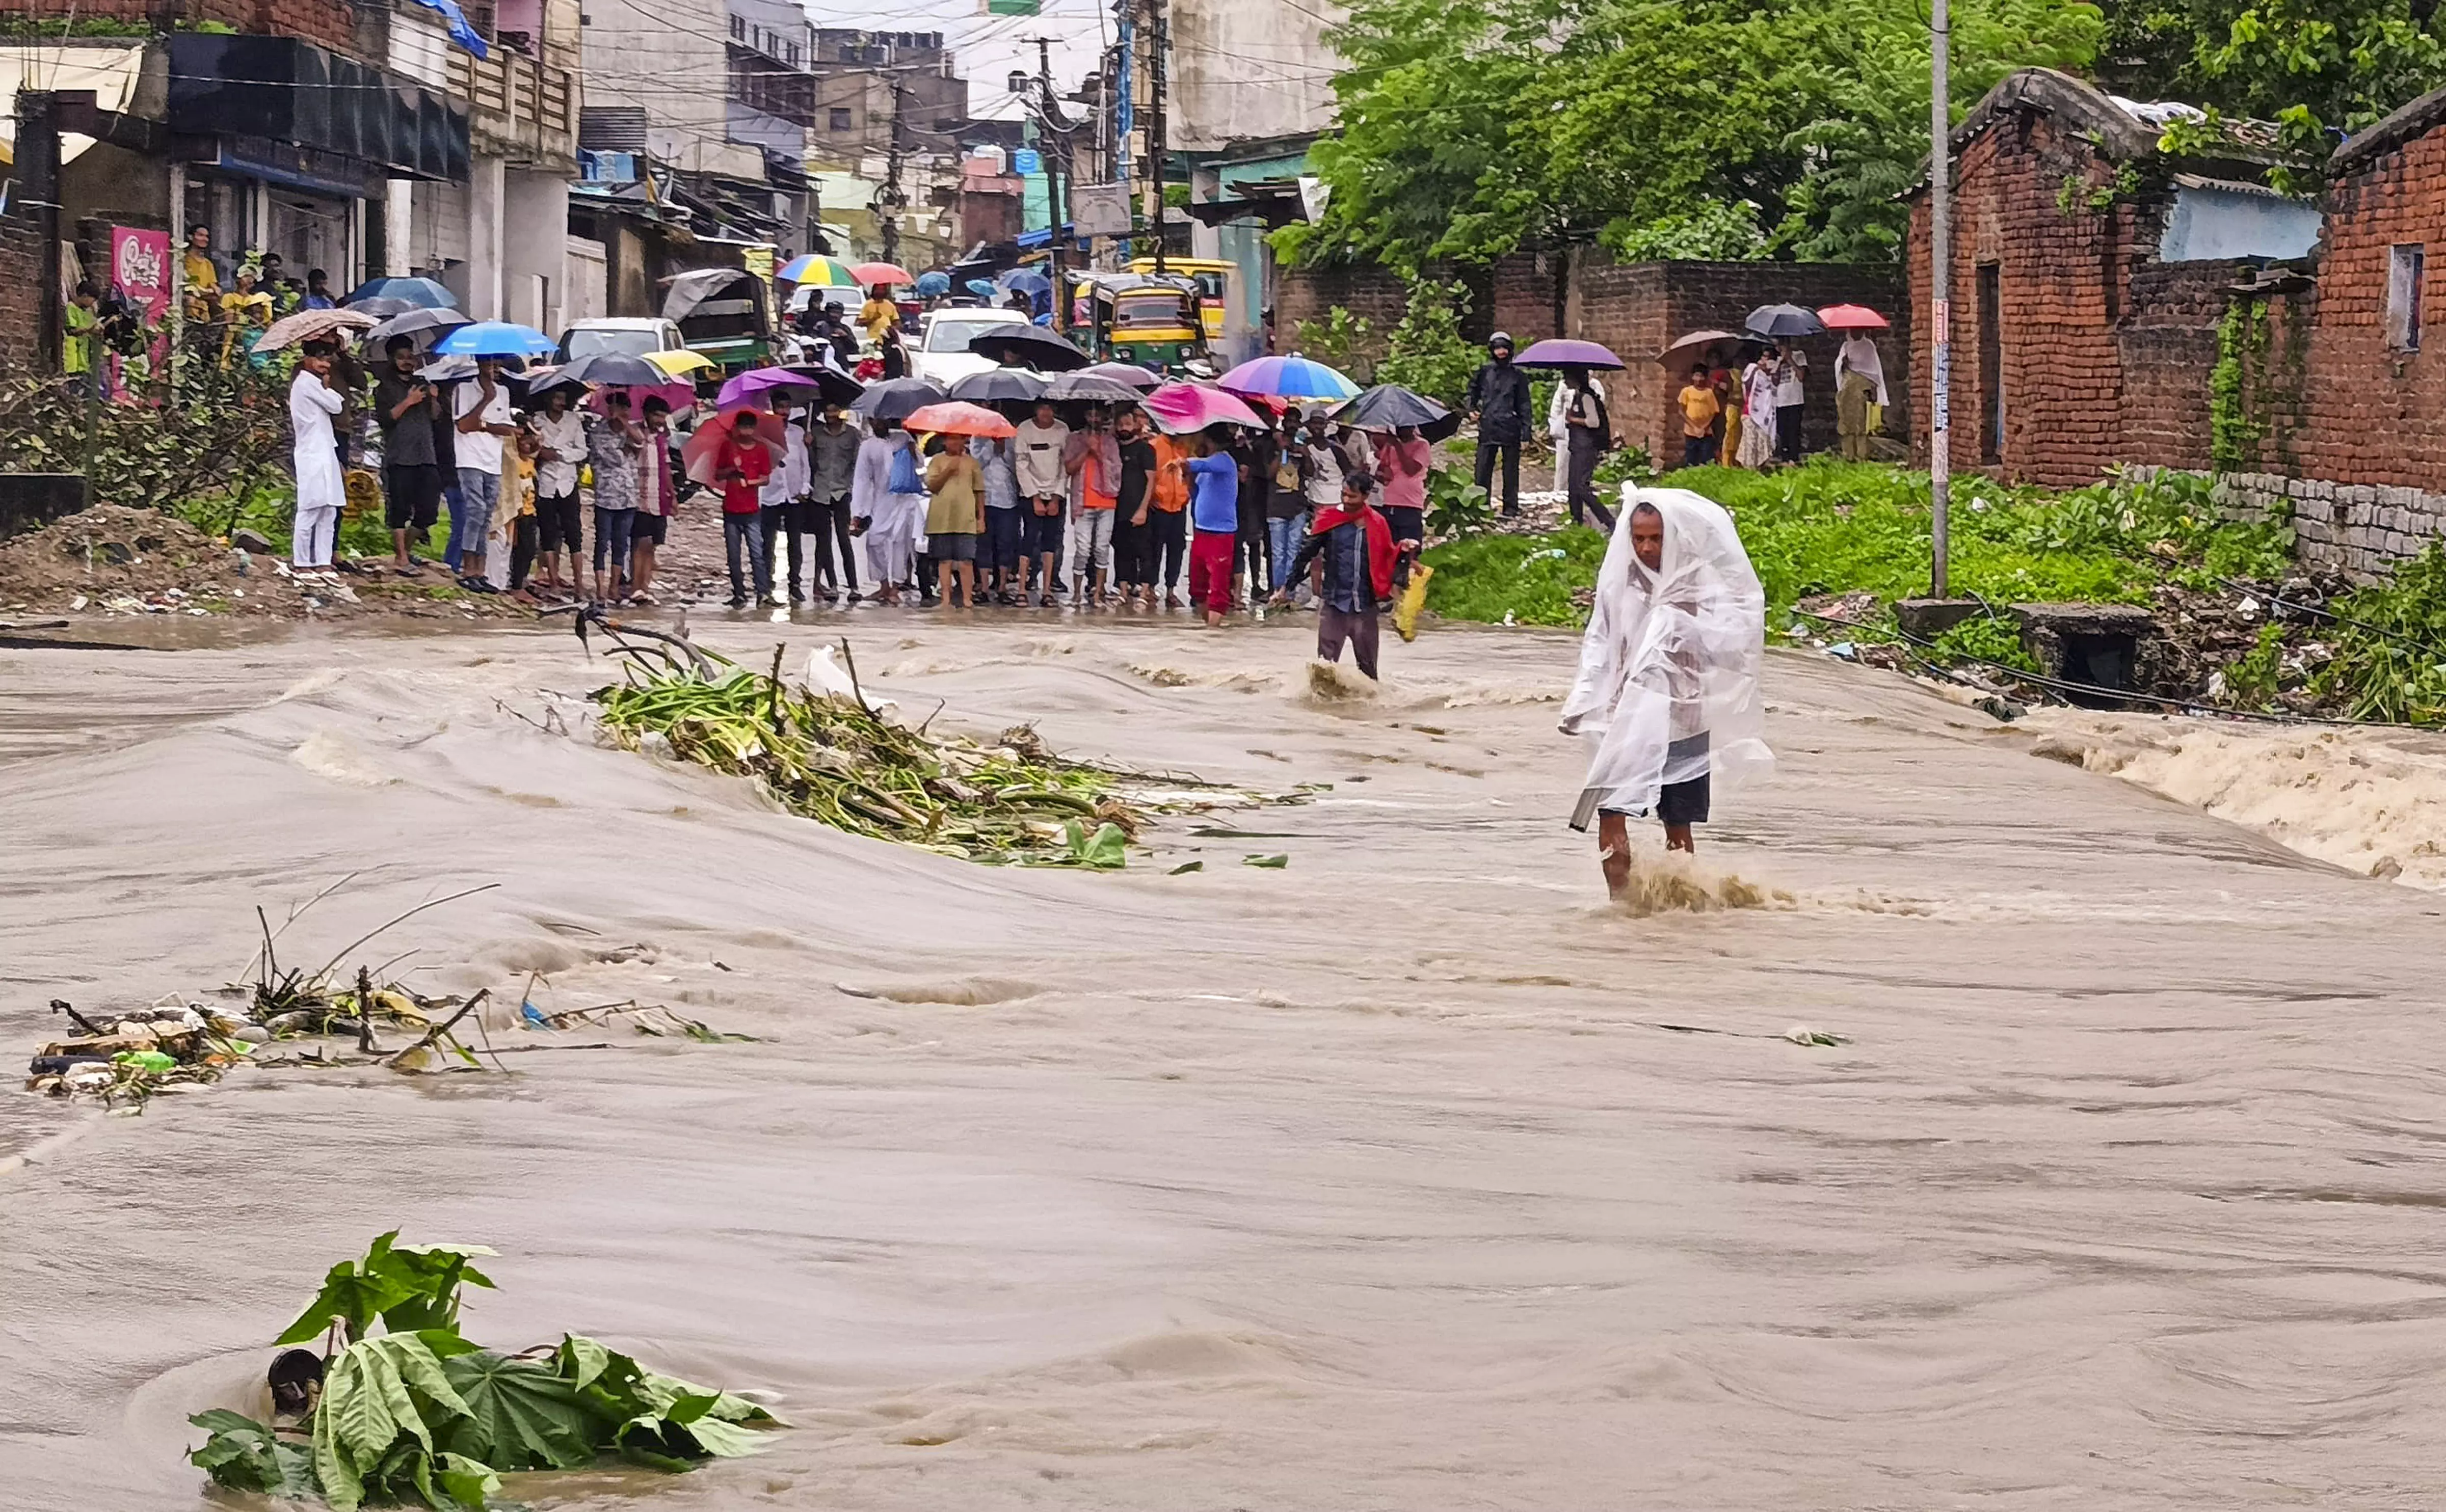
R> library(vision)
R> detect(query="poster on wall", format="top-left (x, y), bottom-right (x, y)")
top-left (108, 226), bottom-right (171, 398)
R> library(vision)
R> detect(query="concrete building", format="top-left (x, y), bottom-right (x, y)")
top-left (805, 30), bottom-right (974, 273)
top-left (383, 0), bottom-right (583, 330)
top-left (1168, 0), bottom-right (1343, 363)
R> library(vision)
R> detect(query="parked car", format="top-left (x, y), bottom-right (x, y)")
top-left (909, 307), bottom-right (1032, 387)
top-left (556, 317), bottom-right (685, 365)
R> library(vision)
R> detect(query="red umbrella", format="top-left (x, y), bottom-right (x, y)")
top-left (1818, 304), bottom-right (1890, 331)
top-left (852, 261), bottom-right (914, 287)
top-left (901, 400), bottom-right (1018, 439)
top-left (681, 409), bottom-right (785, 487)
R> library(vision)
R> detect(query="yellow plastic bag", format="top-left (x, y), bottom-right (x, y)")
top-left (1393, 561), bottom-right (1432, 642)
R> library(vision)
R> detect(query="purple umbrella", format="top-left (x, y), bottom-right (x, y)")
top-left (1078, 361), bottom-right (1162, 392)
top-left (1514, 338), bottom-right (1625, 370)
top-left (716, 366), bottom-right (822, 409)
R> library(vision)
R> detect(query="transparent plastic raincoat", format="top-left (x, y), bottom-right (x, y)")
top-left (1560, 486), bottom-right (1773, 826)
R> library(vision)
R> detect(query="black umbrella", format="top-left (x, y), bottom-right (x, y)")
top-left (1746, 303), bottom-right (1825, 339)
top-left (557, 350), bottom-right (667, 388)
top-left (950, 368), bottom-right (1049, 403)
top-left (365, 307), bottom-right (470, 347)
top-left (780, 364), bottom-right (868, 407)
top-left (1331, 383), bottom-right (1459, 441)
top-left (1043, 370), bottom-right (1145, 403)
top-left (968, 323), bottom-right (1091, 371)
top-left (848, 376), bottom-right (949, 420)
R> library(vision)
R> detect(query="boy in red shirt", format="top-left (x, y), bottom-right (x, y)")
top-left (716, 409), bottom-right (775, 607)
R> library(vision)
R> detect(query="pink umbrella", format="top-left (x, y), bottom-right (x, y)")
top-left (900, 400), bottom-right (1018, 439)
top-left (1144, 382), bottom-right (1266, 435)
top-left (587, 381), bottom-right (696, 419)
top-left (1818, 304), bottom-right (1890, 331)
top-left (681, 409), bottom-right (785, 487)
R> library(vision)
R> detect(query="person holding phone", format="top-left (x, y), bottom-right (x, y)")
top-left (373, 335), bottom-right (445, 571)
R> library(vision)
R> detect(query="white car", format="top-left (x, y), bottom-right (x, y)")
top-left (556, 317), bottom-right (685, 365)
top-left (909, 308), bottom-right (1032, 387)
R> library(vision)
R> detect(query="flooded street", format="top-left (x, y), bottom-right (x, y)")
top-left (6, 613), bottom-right (2446, 1510)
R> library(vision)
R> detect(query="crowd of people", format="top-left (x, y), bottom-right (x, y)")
top-left (285, 341), bottom-right (1439, 663)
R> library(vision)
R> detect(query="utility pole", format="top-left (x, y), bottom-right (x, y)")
top-left (1032, 37), bottom-right (1070, 331)
top-left (1928, 0), bottom-right (1952, 597)
top-left (880, 74), bottom-right (907, 266)
top-left (1147, 0), bottom-right (1167, 274)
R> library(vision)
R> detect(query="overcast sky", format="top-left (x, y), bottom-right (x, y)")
top-left (798, 0), bottom-right (1113, 122)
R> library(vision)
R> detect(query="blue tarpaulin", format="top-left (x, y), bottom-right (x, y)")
top-left (408, 0), bottom-right (489, 58)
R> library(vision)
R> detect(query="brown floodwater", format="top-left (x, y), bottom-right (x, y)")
top-left (5, 612), bottom-right (2446, 1510)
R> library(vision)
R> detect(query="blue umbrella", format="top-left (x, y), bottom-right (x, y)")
top-left (915, 271), bottom-right (952, 298)
top-left (344, 276), bottom-right (456, 310)
top-left (997, 268), bottom-right (1052, 297)
top-left (964, 278), bottom-right (997, 298)
top-left (432, 320), bottom-right (556, 359)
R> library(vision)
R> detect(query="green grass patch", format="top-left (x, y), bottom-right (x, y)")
top-left (1423, 459), bottom-right (2294, 635)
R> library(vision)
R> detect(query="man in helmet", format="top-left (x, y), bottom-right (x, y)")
top-left (1464, 331), bottom-right (1534, 517)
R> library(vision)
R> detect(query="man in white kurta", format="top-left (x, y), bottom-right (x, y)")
top-left (289, 348), bottom-right (347, 571)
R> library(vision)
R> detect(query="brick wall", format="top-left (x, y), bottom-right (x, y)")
top-left (1563, 254), bottom-right (1905, 462)
top-left (1906, 114), bottom-right (2192, 487)
top-left (0, 212), bottom-right (46, 374)
top-left (21, 0), bottom-right (357, 50)
top-left (1487, 251), bottom-right (1562, 346)
top-left (1272, 261), bottom-right (1408, 366)
top-left (2116, 260), bottom-right (2253, 472)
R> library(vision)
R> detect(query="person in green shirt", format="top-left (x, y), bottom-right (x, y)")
top-left (64, 281), bottom-right (100, 395)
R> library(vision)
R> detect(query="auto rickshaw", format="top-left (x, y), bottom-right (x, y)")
top-left (1126, 256), bottom-right (1234, 344)
top-left (1068, 272), bottom-right (1213, 376)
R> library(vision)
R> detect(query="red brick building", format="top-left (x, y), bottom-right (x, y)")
top-left (1905, 69), bottom-right (2321, 487)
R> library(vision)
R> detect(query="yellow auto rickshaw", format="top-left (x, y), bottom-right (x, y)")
top-left (1127, 256), bottom-right (1234, 344)
top-left (1068, 272), bottom-right (1214, 376)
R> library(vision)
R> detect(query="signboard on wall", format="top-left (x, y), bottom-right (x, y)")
top-left (108, 226), bottom-right (171, 395)
top-left (1072, 182), bottom-right (1131, 238)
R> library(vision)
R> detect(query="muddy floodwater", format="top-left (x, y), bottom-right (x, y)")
top-left (5, 613), bottom-right (2446, 1510)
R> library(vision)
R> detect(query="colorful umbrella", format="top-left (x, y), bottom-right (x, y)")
top-left (1216, 353), bottom-right (1360, 401)
top-left (251, 306), bottom-right (377, 354)
top-left (432, 320), bottom-right (556, 359)
top-left (853, 261), bottom-right (915, 287)
top-left (343, 276), bottom-right (456, 309)
top-left (848, 376), bottom-right (949, 420)
top-left (1145, 382), bottom-right (1266, 434)
top-left (681, 409), bottom-right (786, 486)
top-left (1746, 303), bottom-right (1825, 338)
top-left (901, 401), bottom-right (1018, 439)
top-left (644, 348), bottom-right (718, 378)
top-left (1817, 303), bottom-right (1890, 331)
top-left (778, 254), bottom-right (859, 285)
top-left (1514, 338), bottom-right (1625, 370)
top-left (1331, 383), bottom-right (1459, 441)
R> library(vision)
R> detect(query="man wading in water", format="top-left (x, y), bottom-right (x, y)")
top-left (1560, 489), bottom-right (1773, 898)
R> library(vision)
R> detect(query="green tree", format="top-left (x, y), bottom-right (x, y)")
top-left (1294, 0), bottom-right (2105, 271)
top-left (2097, 0), bottom-right (2446, 136)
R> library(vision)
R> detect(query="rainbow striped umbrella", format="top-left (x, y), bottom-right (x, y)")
top-left (777, 254), bottom-right (859, 285)
top-left (1216, 353), bottom-right (1360, 402)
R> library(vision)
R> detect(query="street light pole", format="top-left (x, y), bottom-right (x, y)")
top-left (1928, 0), bottom-right (1952, 597)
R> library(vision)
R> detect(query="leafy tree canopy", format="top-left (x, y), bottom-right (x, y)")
top-left (2097, 0), bottom-right (2446, 139)
top-left (1288, 0), bottom-right (2102, 270)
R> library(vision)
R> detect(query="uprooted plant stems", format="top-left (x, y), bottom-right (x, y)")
top-left (24, 884), bottom-right (751, 1105)
top-left (190, 1231), bottom-right (782, 1510)
top-left (581, 614), bottom-right (1291, 867)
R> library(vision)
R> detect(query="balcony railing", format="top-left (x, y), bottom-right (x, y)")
top-left (446, 43), bottom-right (575, 153)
